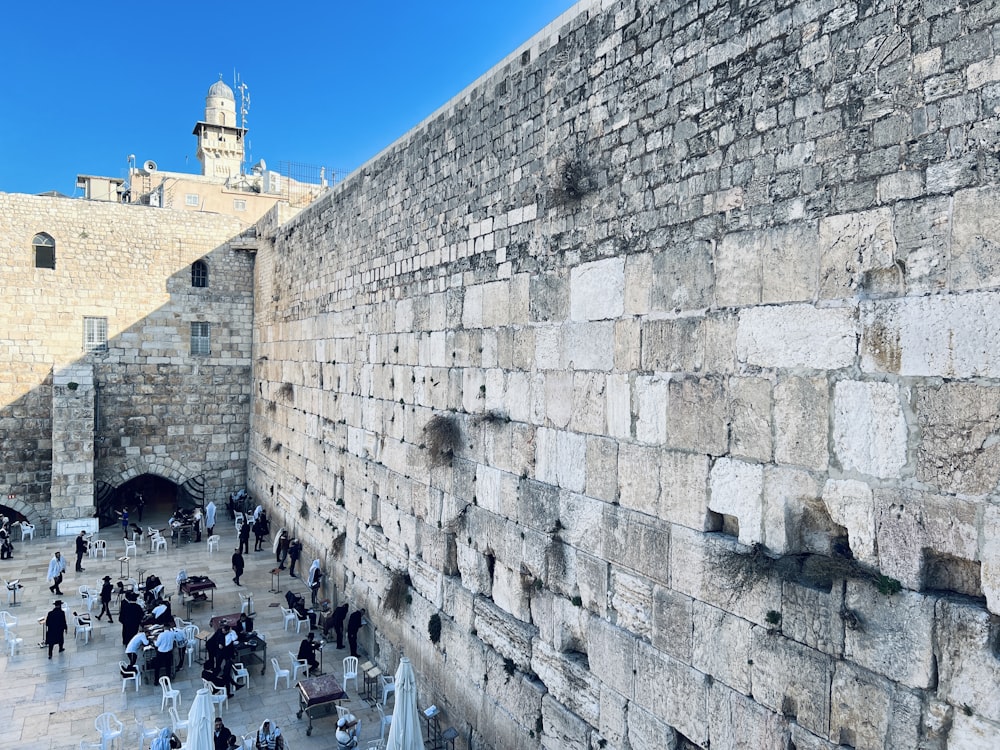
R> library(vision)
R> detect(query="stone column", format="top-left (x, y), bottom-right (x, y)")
top-left (50, 363), bottom-right (98, 534)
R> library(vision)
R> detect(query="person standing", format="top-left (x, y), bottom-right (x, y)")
top-left (47, 551), bottom-right (67, 594)
top-left (205, 499), bottom-right (217, 538)
top-left (275, 530), bottom-right (289, 570)
top-left (120, 507), bottom-right (130, 537)
top-left (346, 607), bottom-right (365, 658)
top-left (237, 520), bottom-right (251, 555)
top-left (232, 548), bottom-right (245, 586)
top-left (331, 602), bottom-right (348, 649)
top-left (45, 600), bottom-right (67, 659)
top-left (134, 491), bottom-right (145, 522)
top-left (74, 530), bottom-right (88, 572)
top-left (193, 507), bottom-right (203, 543)
top-left (252, 513), bottom-right (267, 551)
top-left (288, 538), bottom-right (302, 577)
top-left (119, 591), bottom-right (143, 645)
top-left (308, 559), bottom-right (323, 605)
top-left (213, 717), bottom-right (235, 750)
top-left (95, 575), bottom-right (114, 622)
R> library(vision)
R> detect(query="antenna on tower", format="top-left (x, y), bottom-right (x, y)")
top-left (235, 70), bottom-right (251, 175)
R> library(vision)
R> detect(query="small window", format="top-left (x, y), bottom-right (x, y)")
top-left (84, 317), bottom-right (108, 352)
top-left (191, 260), bottom-right (208, 288)
top-left (233, 199), bottom-right (246, 212)
top-left (33, 233), bottom-right (56, 269)
top-left (191, 322), bottom-right (210, 355)
top-left (185, 193), bottom-right (200, 207)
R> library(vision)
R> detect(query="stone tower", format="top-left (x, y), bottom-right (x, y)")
top-left (192, 79), bottom-right (246, 180)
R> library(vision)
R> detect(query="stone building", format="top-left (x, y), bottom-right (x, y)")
top-left (6, 0), bottom-right (1000, 747)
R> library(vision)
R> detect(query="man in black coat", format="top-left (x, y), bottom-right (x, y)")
top-left (331, 603), bottom-right (349, 649)
top-left (119, 592), bottom-right (144, 645)
top-left (232, 548), bottom-right (245, 586)
top-left (45, 601), bottom-right (67, 659)
top-left (288, 538), bottom-right (302, 577)
top-left (74, 530), bottom-right (88, 572)
top-left (297, 632), bottom-right (320, 673)
top-left (237, 522), bottom-right (251, 555)
top-left (347, 608), bottom-right (366, 658)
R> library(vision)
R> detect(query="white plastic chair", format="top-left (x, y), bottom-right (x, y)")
top-left (203, 679), bottom-right (229, 715)
top-left (124, 538), bottom-right (137, 557)
top-left (151, 534), bottom-right (167, 554)
top-left (19, 523), bottom-right (34, 541)
top-left (135, 714), bottom-right (159, 750)
top-left (75, 613), bottom-right (93, 644)
top-left (292, 609), bottom-right (310, 633)
top-left (183, 624), bottom-right (199, 667)
top-left (168, 707), bottom-right (188, 739)
top-left (232, 661), bottom-right (251, 690)
top-left (239, 591), bottom-right (255, 616)
top-left (159, 675), bottom-right (181, 712)
top-left (91, 539), bottom-right (108, 559)
top-left (6, 629), bottom-right (23, 656)
top-left (0, 610), bottom-right (17, 634)
top-left (207, 534), bottom-right (220, 553)
top-left (120, 661), bottom-right (140, 693)
top-left (377, 703), bottom-right (392, 741)
top-left (342, 656), bottom-right (359, 691)
top-left (94, 711), bottom-right (124, 750)
top-left (280, 606), bottom-right (296, 631)
top-left (289, 651), bottom-right (311, 681)
top-left (79, 586), bottom-right (96, 613)
top-left (271, 657), bottom-right (290, 690)
top-left (380, 673), bottom-right (396, 706)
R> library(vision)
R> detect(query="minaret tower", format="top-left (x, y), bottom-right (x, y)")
top-left (192, 78), bottom-right (246, 179)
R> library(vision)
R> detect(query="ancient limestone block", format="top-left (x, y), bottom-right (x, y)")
top-left (934, 598), bottom-right (1000, 724)
top-left (780, 580), bottom-right (844, 657)
top-left (843, 581), bottom-right (936, 689)
top-left (833, 380), bottom-right (907, 480)
top-left (635, 374), bottom-right (668, 444)
top-left (463, 283), bottom-right (483, 328)
top-left (773, 375), bottom-right (829, 471)
top-left (457, 542), bottom-right (493, 597)
top-left (707, 680), bottom-right (791, 750)
top-left (531, 640), bottom-right (600, 726)
top-left (818, 208), bottom-right (897, 299)
top-left (602, 505), bottom-right (670, 588)
top-left (947, 711), bottom-right (1000, 749)
top-left (543, 370), bottom-right (574, 429)
top-left (716, 231), bottom-right (764, 306)
top-left (789, 724), bottom-right (841, 750)
top-left (829, 660), bottom-right (893, 750)
top-left (626, 702), bottom-right (679, 750)
top-left (605, 372), bottom-right (632, 440)
top-left (570, 257), bottom-right (625, 321)
top-left (534, 324), bottom-right (561, 371)
top-left (529, 272), bottom-right (569, 323)
top-left (750, 628), bottom-right (833, 736)
top-left (491, 560), bottom-right (532, 621)
top-left (691, 602), bottom-right (752, 694)
top-left (614, 318), bottom-right (641, 371)
top-left (473, 595), bottom-right (537, 672)
top-left (640, 317), bottom-right (705, 373)
top-left (913, 382), bottom-right (1000, 495)
top-left (822, 479), bottom-right (877, 566)
top-left (861, 292), bottom-right (1000, 378)
top-left (709, 458), bottom-right (764, 546)
top-left (584, 436), bottom-right (618, 502)
top-left (570, 372), bottom-right (607, 434)
top-left (624, 252), bottom-right (653, 316)
top-left (574, 551), bottom-right (609, 617)
top-left (660, 449), bottom-right (710, 531)
top-left (651, 586), bottom-right (694, 662)
top-left (561, 321), bottom-right (615, 371)
top-left (608, 567), bottom-right (655, 640)
top-left (481, 279), bottom-right (511, 328)
top-left (617, 441), bottom-right (661, 516)
top-left (703, 311), bottom-right (739, 374)
top-left (651, 239), bottom-right (715, 312)
top-left (729, 376), bottom-right (773, 462)
top-left (665, 375), bottom-right (729, 455)
top-left (761, 466), bottom-right (821, 555)
top-left (983, 505), bottom-right (1000, 614)
top-left (633, 642), bottom-right (710, 747)
top-left (585, 616), bottom-right (637, 700)
top-left (873, 488), bottom-right (980, 591)
top-left (737, 304), bottom-right (857, 370)
top-left (951, 187), bottom-right (1000, 291)
top-left (539, 693), bottom-right (591, 750)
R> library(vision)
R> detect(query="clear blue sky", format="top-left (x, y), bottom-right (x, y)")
top-left (0, 1), bottom-right (579, 196)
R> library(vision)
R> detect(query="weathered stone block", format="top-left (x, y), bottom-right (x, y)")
top-left (660, 449), bottom-right (710, 531)
top-left (531, 640), bottom-right (600, 727)
top-left (585, 616), bottom-right (637, 700)
top-left (729, 376), bottom-right (773, 462)
top-left (780, 580), bottom-right (845, 657)
top-left (633, 642), bottom-right (710, 747)
top-left (819, 208), bottom-right (897, 299)
top-left (774, 376), bottom-right (829, 471)
top-left (750, 628), bottom-right (833, 736)
top-left (473, 594), bottom-right (537, 672)
top-left (570, 257), bottom-right (625, 321)
top-left (829, 660), bottom-right (893, 750)
top-left (665, 375), bottom-right (729, 455)
top-left (951, 187), bottom-right (1000, 291)
top-left (738, 305), bottom-right (858, 370)
top-left (691, 602), bottom-right (752, 694)
top-left (651, 586), bottom-right (694, 662)
top-left (833, 380), bottom-right (907, 480)
top-left (934, 598), bottom-right (1000, 724)
top-left (650, 240), bottom-right (715, 312)
top-left (626, 703), bottom-right (679, 750)
top-left (617, 442), bottom-right (661, 518)
top-left (822, 479), bottom-right (877, 566)
top-left (708, 680), bottom-right (791, 750)
top-left (762, 466), bottom-right (821, 555)
top-left (539, 693), bottom-right (591, 750)
top-left (709, 458), bottom-right (764, 546)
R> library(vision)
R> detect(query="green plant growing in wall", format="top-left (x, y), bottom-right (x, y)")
top-left (66, 381), bottom-right (79, 391)
top-left (428, 613), bottom-right (442, 645)
top-left (382, 570), bottom-right (413, 617)
top-left (299, 500), bottom-right (309, 520)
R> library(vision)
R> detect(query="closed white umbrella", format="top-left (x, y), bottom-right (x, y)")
top-left (183, 688), bottom-right (214, 750)
top-left (385, 656), bottom-right (424, 750)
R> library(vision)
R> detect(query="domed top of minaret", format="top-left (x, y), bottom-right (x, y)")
top-left (207, 80), bottom-right (235, 100)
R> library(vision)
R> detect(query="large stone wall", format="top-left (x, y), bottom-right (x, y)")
top-left (248, 0), bottom-right (1000, 747)
top-left (0, 194), bottom-right (253, 521)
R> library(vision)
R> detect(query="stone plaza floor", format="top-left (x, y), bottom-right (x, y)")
top-left (0, 512), bottom-right (392, 750)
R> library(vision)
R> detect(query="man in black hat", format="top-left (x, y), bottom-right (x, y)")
top-left (95, 575), bottom-right (114, 622)
top-left (347, 608), bottom-right (366, 658)
top-left (232, 548), bottom-right (245, 586)
top-left (330, 602), bottom-right (349, 649)
top-left (119, 591), bottom-right (143, 645)
top-left (297, 631), bottom-right (320, 674)
top-left (74, 530), bottom-right (88, 572)
top-left (45, 600), bottom-right (67, 659)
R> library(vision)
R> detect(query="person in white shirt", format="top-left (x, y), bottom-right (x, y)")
top-left (125, 630), bottom-right (150, 667)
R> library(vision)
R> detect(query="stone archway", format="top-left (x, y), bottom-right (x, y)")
top-left (0, 496), bottom-right (42, 527)
top-left (99, 457), bottom-right (192, 526)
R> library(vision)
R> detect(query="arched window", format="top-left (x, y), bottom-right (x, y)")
top-left (33, 233), bottom-right (56, 269)
top-left (191, 259), bottom-right (208, 288)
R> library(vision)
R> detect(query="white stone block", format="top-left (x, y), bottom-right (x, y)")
top-left (709, 458), bottom-right (764, 546)
top-left (822, 479), bottom-right (877, 566)
top-left (833, 380), bottom-right (907, 479)
top-left (462, 284), bottom-right (483, 328)
top-left (570, 257), bottom-right (625, 321)
top-left (738, 304), bottom-right (858, 370)
top-left (635, 375), bottom-right (668, 444)
top-left (561, 321), bottom-right (615, 371)
top-left (606, 373), bottom-right (632, 439)
top-left (534, 325), bottom-right (561, 371)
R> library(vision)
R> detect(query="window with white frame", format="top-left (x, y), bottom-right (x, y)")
top-left (233, 199), bottom-right (246, 212)
top-left (191, 322), bottom-right (210, 355)
top-left (83, 317), bottom-right (108, 352)
top-left (185, 193), bottom-right (200, 207)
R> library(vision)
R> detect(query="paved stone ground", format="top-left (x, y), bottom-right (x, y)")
top-left (0, 512), bottom-right (395, 750)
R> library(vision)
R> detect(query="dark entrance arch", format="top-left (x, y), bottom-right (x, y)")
top-left (114, 475), bottom-right (180, 527)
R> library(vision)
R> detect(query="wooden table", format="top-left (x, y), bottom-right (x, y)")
top-left (296, 674), bottom-right (348, 736)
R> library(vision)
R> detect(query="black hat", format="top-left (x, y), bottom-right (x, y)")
top-left (53, 600), bottom-right (63, 606)
top-left (102, 575), bottom-right (112, 581)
